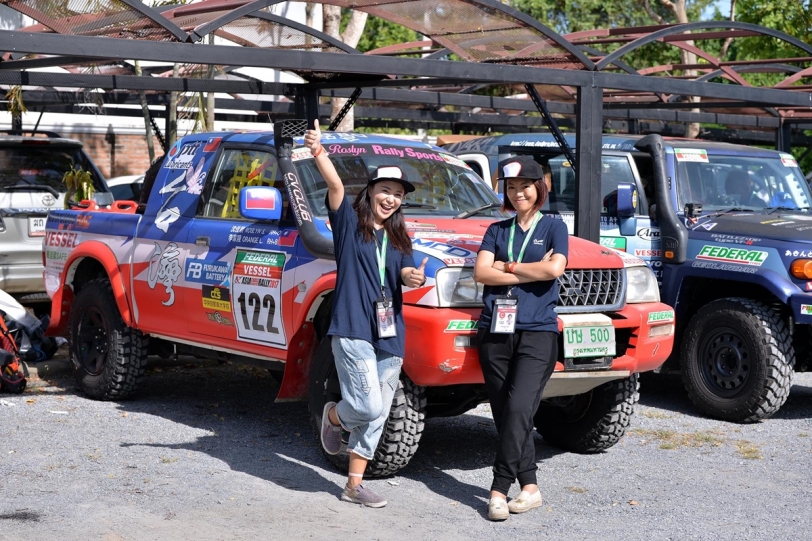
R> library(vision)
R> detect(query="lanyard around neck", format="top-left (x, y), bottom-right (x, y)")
top-left (508, 212), bottom-right (542, 263)
top-left (376, 229), bottom-right (388, 296)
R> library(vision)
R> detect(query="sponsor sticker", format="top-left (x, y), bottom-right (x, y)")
top-left (801, 304), bottom-right (812, 316)
top-left (600, 236), bottom-right (627, 251)
top-left (636, 227), bottom-right (659, 241)
top-left (445, 320), bottom-right (477, 332)
top-left (635, 249), bottom-right (662, 257)
top-left (648, 310), bottom-right (675, 324)
top-left (696, 245), bottom-right (768, 266)
top-left (165, 141), bottom-right (202, 169)
top-left (185, 259), bottom-right (231, 285)
top-left (674, 148), bottom-right (708, 163)
top-left (780, 153), bottom-right (798, 168)
top-left (202, 284), bottom-right (231, 311)
top-left (206, 311), bottom-right (234, 326)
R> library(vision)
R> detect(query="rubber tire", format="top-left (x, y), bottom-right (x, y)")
top-left (534, 374), bottom-right (639, 453)
top-left (681, 297), bottom-right (794, 423)
top-left (69, 279), bottom-right (149, 400)
top-left (308, 337), bottom-right (426, 478)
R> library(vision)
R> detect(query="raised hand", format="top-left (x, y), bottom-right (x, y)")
top-left (304, 119), bottom-right (322, 155)
top-left (408, 257), bottom-right (429, 288)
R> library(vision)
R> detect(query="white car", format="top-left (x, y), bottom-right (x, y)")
top-left (106, 174), bottom-right (144, 201)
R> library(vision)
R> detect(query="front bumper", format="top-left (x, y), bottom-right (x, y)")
top-left (401, 302), bottom-right (675, 392)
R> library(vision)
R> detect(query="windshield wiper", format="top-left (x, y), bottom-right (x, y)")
top-left (764, 206), bottom-right (810, 215)
top-left (455, 203), bottom-right (502, 219)
top-left (0, 183), bottom-right (60, 198)
top-left (400, 202), bottom-right (436, 210)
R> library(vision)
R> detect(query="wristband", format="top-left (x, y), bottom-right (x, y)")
top-left (506, 261), bottom-right (516, 274)
top-left (313, 144), bottom-right (325, 157)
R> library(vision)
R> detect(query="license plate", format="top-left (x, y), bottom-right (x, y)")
top-left (28, 216), bottom-right (46, 237)
top-left (559, 313), bottom-right (616, 358)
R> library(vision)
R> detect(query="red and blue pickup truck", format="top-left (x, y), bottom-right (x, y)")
top-left (43, 124), bottom-right (675, 476)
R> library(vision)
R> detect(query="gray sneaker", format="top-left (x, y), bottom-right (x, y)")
top-left (320, 402), bottom-right (342, 455)
top-left (341, 483), bottom-right (387, 508)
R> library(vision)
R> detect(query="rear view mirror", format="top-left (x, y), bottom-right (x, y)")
top-left (615, 183), bottom-right (637, 218)
top-left (239, 186), bottom-right (283, 222)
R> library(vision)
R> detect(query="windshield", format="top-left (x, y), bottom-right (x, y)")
top-left (676, 152), bottom-right (811, 212)
top-left (0, 145), bottom-right (103, 193)
top-left (295, 144), bottom-right (504, 218)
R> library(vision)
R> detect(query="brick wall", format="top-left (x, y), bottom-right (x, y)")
top-left (71, 132), bottom-right (164, 180)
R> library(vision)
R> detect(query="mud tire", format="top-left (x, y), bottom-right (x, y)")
top-left (69, 279), bottom-right (149, 400)
top-left (308, 337), bottom-right (426, 478)
top-left (681, 297), bottom-right (794, 422)
top-left (534, 374), bottom-right (639, 453)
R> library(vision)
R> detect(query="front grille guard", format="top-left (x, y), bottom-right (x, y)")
top-left (554, 268), bottom-right (627, 314)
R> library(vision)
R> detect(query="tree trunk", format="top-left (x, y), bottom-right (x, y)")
top-left (134, 60), bottom-right (155, 163)
top-left (323, 6), bottom-right (368, 131)
top-left (666, 0), bottom-right (701, 138)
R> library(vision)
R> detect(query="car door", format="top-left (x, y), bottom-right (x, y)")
top-left (184, 145), bottom-right (294, 353)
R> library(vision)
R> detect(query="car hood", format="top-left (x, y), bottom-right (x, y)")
top-left (690, 211), bottom-right (812, 243)
top-left (404, 217), bottom-right (624, 270)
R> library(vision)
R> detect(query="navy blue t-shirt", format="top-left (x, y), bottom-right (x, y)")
top-left (477, 215), bottom-right (569, 333)
top-left (327, 197), bottom-right (415, 357)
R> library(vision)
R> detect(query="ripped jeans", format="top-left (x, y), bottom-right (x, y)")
top-left (331, 336), bottom-right (403, 461)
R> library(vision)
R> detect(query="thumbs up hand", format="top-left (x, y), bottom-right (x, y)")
top-left (304, 119), bottom-right (323, 155)
top-left (408, 257), bottom-right (429, 288)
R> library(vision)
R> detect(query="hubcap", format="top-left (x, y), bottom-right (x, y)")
top-left (76, 306), bottom-right (109, 376)
top-left (699, 328), bottom-right (750, 397)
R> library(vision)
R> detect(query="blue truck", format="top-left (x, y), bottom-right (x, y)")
top-left (443, 133), bottom-right (812, 422)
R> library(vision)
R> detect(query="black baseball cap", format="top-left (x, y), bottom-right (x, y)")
top-left (497, 155), bottom-right (545, 181)
top-left (368, 165), bottom-right (416, 193)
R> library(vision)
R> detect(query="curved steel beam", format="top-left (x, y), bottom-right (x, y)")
top-left (777, 66), bottom-right (812, 88)
top-left (697, 64), bottom-right (802, 84)
top-left (187, 0), bottom-right (285, 42)
top-left (248, 12), bottom-right (361, 54)
top-left (456, 0), bottom-right (595, 70)
top-left (117, 0), bottom-right (189, 42)
top-left (596, 21), bottom-right (812, 72)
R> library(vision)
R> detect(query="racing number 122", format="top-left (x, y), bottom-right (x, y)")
top-left (237, 292), bottom-right (279, 334)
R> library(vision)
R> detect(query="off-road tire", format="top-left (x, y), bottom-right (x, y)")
top-left (681, 297), bottom-right (794, 422)
top-left (69, 279), bottom-right (149, 400)
top-left (308, 337), bottom-right (426, 478)
top-left (534, 374), bottom-right (639, 453)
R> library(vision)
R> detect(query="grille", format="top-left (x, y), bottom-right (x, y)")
top-left (555, 268), bottom-right (625, 313)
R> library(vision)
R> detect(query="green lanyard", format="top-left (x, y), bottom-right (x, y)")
top-left (376, 229), bottom-right (389, 298)
top-left (508, 212), bottom-right (542, 263)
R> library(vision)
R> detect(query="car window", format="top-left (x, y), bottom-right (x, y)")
top-left (199, 148), bottom-right (287, 220)
top-left (294, 145), bottom-right (502, 218)
top-left (0, 145), bottom-right (102, 192)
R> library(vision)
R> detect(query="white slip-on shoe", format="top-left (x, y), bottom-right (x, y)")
top-left (508, 490), bottom-right (542, 514)
top-left (488, 497), bottom-right (509, 521)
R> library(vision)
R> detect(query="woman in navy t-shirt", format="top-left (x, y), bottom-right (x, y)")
top-left (305, 121), bottom-right (427, 508)
top-left (474, 155), bottom-right (568, 521)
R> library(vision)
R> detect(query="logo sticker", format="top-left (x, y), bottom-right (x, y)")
top-left (202, 285), bottom-right (231, 311)
top-left (445, 320), bottom-right (477, 332)
top-left (600, 237), bottom-right (627, 251)
top-left (185, 259), bottom-right (231, 285)
top-left (648, 310), bottom-right (675, 324)
top-left (696, 245), bottom-right (768, 267)
top-left (674, 148), bottom-right (708, 163)
top-left (801, 304), bottom-right (812, 316)
top-left (165, 141), bottom-right (202, 169)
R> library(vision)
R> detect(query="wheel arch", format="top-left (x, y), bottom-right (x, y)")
top-left (49, 241), bottom-right (134, 335)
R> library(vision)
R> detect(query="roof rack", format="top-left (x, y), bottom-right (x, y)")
top-left (1, 129), bottom-right (62, 138)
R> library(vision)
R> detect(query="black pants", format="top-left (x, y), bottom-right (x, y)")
top-left (477, 329), bottom-right (558, 495)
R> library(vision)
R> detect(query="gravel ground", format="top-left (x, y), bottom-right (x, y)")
top-left (1, 356), bottom-right (811, 541)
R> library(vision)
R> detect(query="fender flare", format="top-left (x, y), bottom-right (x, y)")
top-left (49, 241), bottom-right (133, 334)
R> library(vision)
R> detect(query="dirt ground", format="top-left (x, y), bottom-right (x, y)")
top-left (2, 356), bottom-right (812, 541)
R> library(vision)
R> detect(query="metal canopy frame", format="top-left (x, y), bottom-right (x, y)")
top-left (0, 0), bottom-right (811, 242)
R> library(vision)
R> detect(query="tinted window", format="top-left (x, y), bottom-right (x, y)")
top-left (0, 145), bottom-right (102, 192)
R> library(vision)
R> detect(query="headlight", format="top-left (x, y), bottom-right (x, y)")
top-left (625, 266), bottom-right (660, 303)
top-left (435, 267), bottom-right (484, 307)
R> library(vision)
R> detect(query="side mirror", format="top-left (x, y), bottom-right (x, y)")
top-left (239, 186), bottom-right (283, 221)
top-left (616, 183), bottom-right (637, 218)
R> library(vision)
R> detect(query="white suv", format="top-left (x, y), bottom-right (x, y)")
top-left (0, 131), bottom-right (106, 311)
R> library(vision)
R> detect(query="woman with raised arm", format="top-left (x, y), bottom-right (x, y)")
top-left (473, 155), bottom-right (568, 521)
top-left (304, 121), bottom-right (427, 508)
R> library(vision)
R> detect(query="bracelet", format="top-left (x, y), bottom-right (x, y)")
top-left (506, 261), bottom-right (516, 274)
top-left (313, 144), bottom-right (325, 157)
